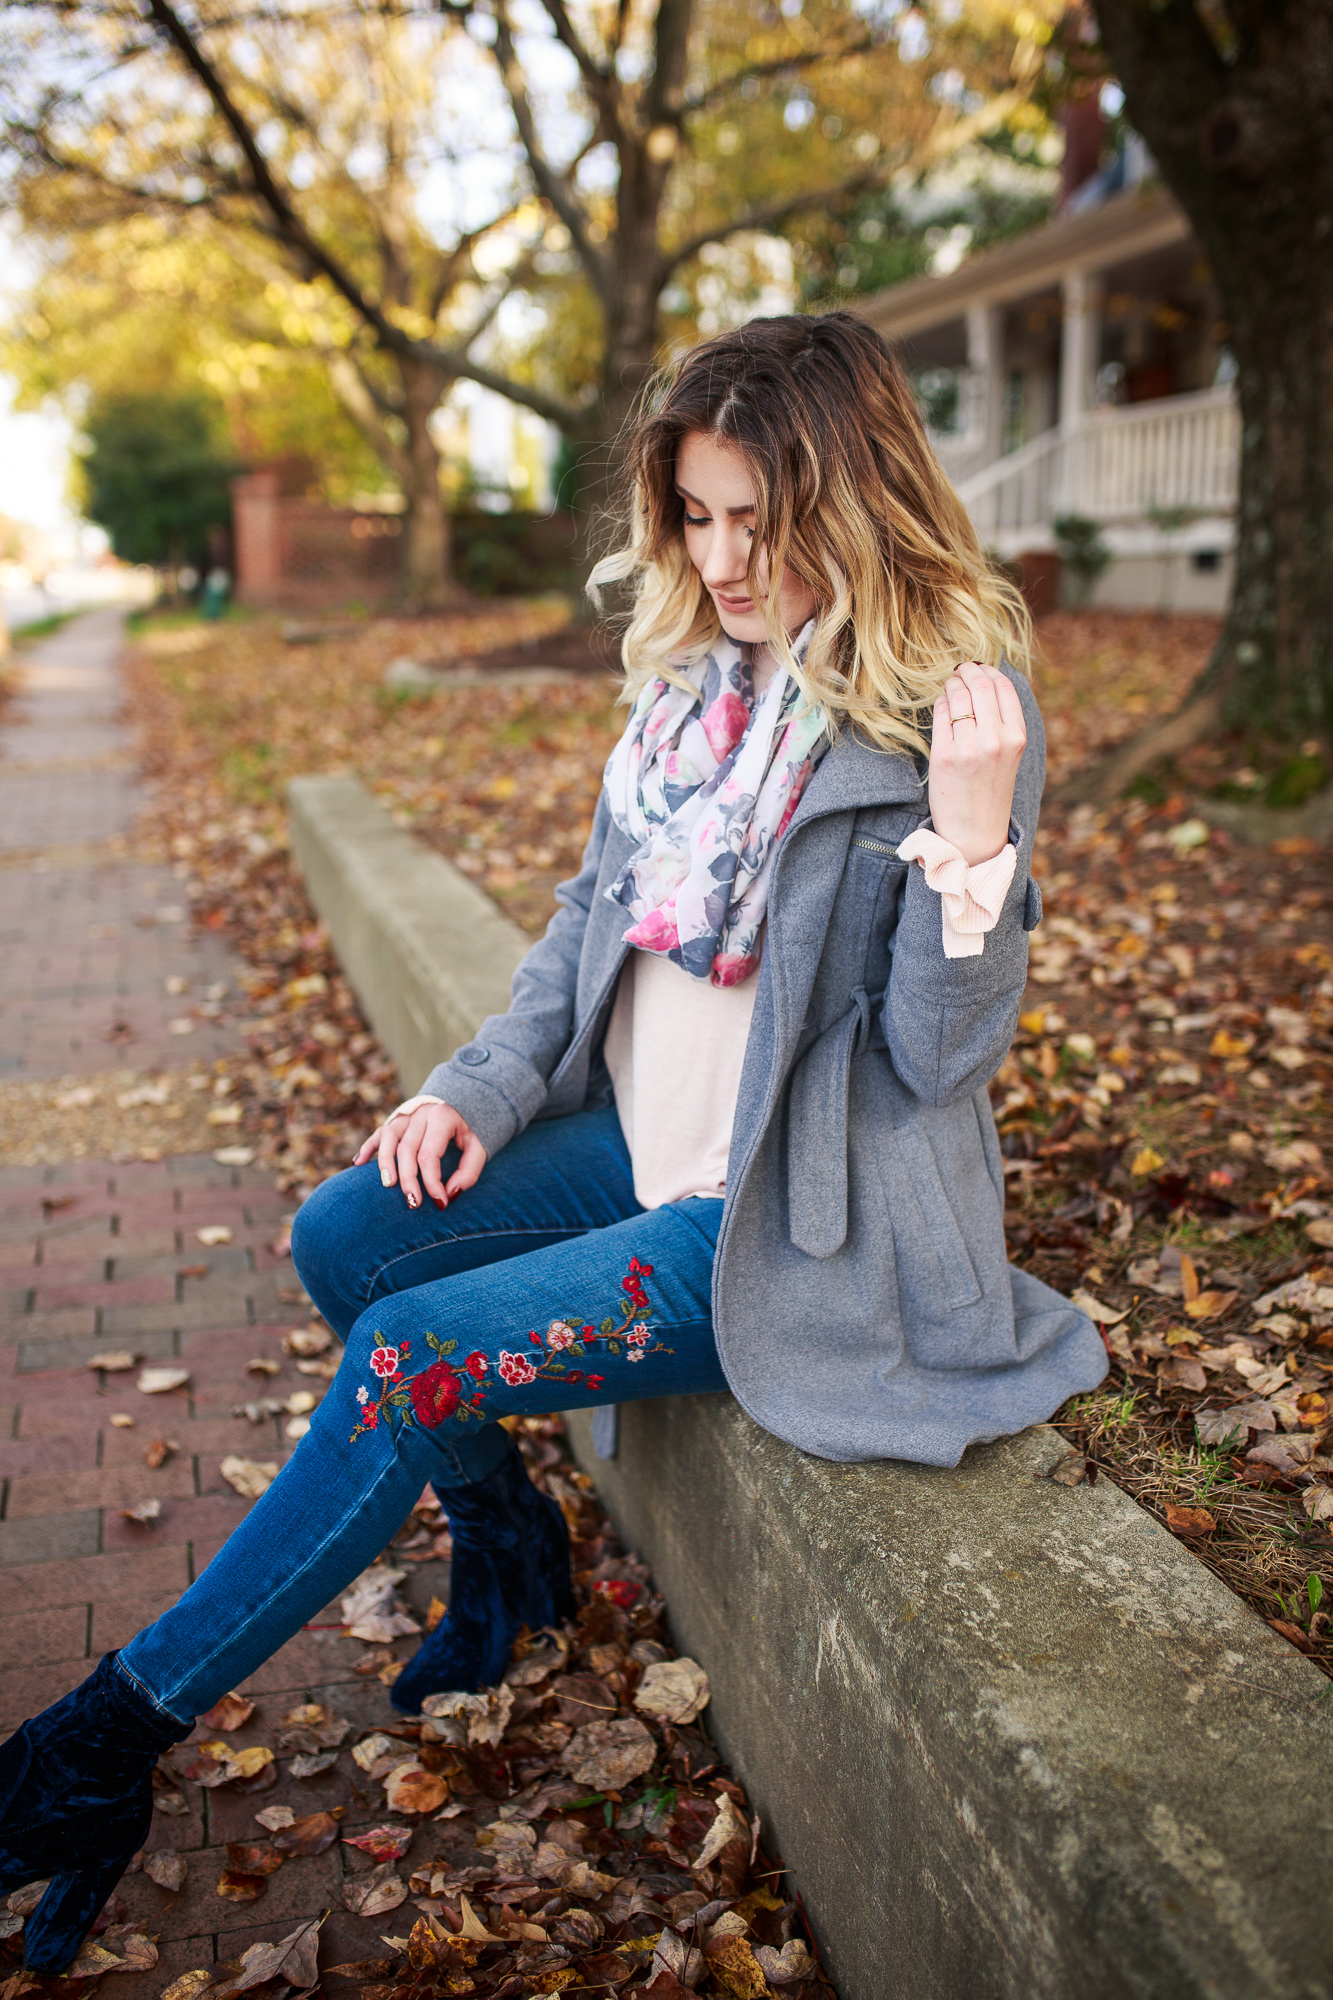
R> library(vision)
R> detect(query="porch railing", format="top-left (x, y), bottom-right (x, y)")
top-left (954, 385), bottom-right (1239, 542)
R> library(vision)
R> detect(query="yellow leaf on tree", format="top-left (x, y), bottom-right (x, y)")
top-left (1131, 1147), bottom-right (1165, 1176)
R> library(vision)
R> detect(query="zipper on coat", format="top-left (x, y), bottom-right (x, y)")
top-left (853, 835), bottom-right (900, 857)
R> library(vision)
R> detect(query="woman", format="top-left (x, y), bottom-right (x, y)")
top-left (0, 313), bottom-right (1106, 1969)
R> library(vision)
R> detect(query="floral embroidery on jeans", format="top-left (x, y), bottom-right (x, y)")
top-left (348, 1258), bottom-right (674, 1443)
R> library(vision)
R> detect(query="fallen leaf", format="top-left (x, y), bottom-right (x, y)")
top-left (1130, 1146), bottom-right (1165, 1177)
top-left (1302, 1485), bottom-right (1333, 1522)
top-left (634, 1657), bottom-right (711, 1727)
top-left (1048, 1452), bottom-right (1088, 1486)
top-left (1070, 1288), bottom-right (1130, 1326)
top-left (1246, 1433), bottom-right (1317, 1474)
top-left (695, 1791), bottom-right (750, 1872)
top-left (283, 1326), bottom-right (332, 1357)
top-left (144, 1436), bottom-right (179, 1469)
top-left (1183, 1290), bottom-right (1239, 1322)
top-left (199, 1693), bottom-right (256, 1732)
top-left (342, 1862), bottom-right (407, 1917)
top-left (1217, 1398), bottom-right (1277, 1434)
top-left (342, 1825), bottom-right (413, 1864)
top-left (119, 1497), bottom-right (162, 1526)
top-left (455, 1894), bottom-right (502, 1942)
top-left (1164, 1505), bottom-right (1216, 1537)
top-left (213, 1146), bottom-right (256, 1166)
top-left (1159, 1355), bottom-right (1208, 1392)
top-left (160, 1972), bottom-right (214, 2000)
top-left (753, 1940), bottom-right (817, 1985)
top-left (223, 1747), bottom-right (275, 1783)
top-left (1267, 1618), bottom-right (1316, 1654)
top-left (560, 1716), bottom-right (656, 1791)
top-left (216, 1871), bottom-right (270, 1903)
top-left (340, 1564), bottom-right (420, 1642)
top-left (279, 1701), bottom-right (351, 1748)
top-left (197, 1225), bottom-right (234, 1245)
top-left (704, 1931), bottom-right (768, 1999)
top-left (351, 1732), bottom-right (398, 1771)
top-left (1178, 1253), bottom-right (1200, 1304)
top-left (423, 1594), bottom-right (446, 1634)
top-left (383, 1761), bottom-right (448, 1815)
top-left (210, 1918), bottom-right (324, 1998)
top-left (289, 1750), bottom-right (340, 1779)
top-left (144, 1850), bottom-right (188, 1893)
top-left (109, 1413), bottom-right (136, 1427)
top-left (87, 1350), bottom-right (138, 1372)
top-left (220, 1455), bottom-right (280, 1499)
top-left (138, 1366), bottom-right (190, 1394)
top-left (254, 1805), bottom-right (296, 1831)
top-left (246, 1357), bottom-right (281, 1377)
top-left (273, 1810), bottom-right (342, 1857)
top-left (67, 1925), bottom-right (159, 1978)
top-left (1307, 1219), bottom-right (1333, 1249)
top-left (1195, 1410), bottom-right (1248, 1450)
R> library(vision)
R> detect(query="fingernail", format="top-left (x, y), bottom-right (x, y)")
top-left (433, 1196), bottom-right (446, 1210)
top-left (406, 1191), bottom-right (419, 1209)
top-left (380, 1170), bottom-right (393, 1187)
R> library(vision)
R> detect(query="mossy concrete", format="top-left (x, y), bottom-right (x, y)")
top-left (290, 772), bottom-right (1333, 2000)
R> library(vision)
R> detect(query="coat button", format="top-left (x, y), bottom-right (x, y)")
top-left (457, 1047), bottom-right (489, 1066)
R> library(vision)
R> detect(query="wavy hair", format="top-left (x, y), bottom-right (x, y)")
top-left (589, 311), bottom-right (1032, 758)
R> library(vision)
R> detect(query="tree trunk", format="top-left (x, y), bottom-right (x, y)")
top-left (1093, 1), bottom-right (1333, 740)
top-left (399, 357), bottom-right (452, 612)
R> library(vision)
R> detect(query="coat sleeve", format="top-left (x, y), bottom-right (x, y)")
top-left (879, 668), bottom-right (1044, 1109)
top-left (416, 791), bottom-right (615, 1157)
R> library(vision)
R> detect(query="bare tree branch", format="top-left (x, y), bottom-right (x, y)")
top-left (490, 0), bottom-right (610, 299)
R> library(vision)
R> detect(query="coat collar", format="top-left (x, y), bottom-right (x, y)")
top-left (790, 726), bottom-right (927, 833)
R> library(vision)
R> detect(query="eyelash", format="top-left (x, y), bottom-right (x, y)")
top-left (682, 512), bottom-right (755, 539)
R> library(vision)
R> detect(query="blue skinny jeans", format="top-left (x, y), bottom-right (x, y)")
top-left (118, 1108), bottom-right (727, 1721)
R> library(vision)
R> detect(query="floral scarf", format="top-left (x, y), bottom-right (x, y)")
top-left (602, 621), bottom-right (828, 986)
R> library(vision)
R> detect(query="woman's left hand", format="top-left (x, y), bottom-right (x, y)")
top-left (927, 663), bottom-right (1027, 866)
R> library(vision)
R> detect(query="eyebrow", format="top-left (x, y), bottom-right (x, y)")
top-left (675, 483), bottom-right (755, 517)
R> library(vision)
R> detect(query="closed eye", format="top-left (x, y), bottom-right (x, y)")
top-left (682, 511), bottom-right (710, 527)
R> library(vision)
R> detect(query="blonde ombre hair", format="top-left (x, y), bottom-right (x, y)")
top-left (590, 311), bottom-right (1032, 758)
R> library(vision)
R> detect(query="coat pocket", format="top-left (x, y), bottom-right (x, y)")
top-left (786, 989), bottom-right (874, 1260)
top-left (879, 1117), bottom-right (982, 1312)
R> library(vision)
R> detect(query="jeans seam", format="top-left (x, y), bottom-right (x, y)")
top-left (361, 1226), bottom-right (591, 1309)
top-left (148, 1445), bottom-right (413, 1717)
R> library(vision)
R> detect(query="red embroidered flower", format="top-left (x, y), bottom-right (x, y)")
top-left (470, 1392), bottom-right (485, 1408)
top-left (398, 1341), bottom-right (411, 1359)
top-left (586, 1374), bottom-right (605, 1390)
top-left (369, 1345), bottom-right (399, 1378)
top-left (546, 1319), bottom-right (576, 1351)
top-left (628, 1257), bottom-right (653, 1277)
top-left (409, 1358), bottom-right (462, 1429)
top-left (582, 1328), bottom-right (596, 1343)
top-left (564, 1370), bottom-right (584, 1385)
top-left (529, 1330), bottom-right (544, 1347)
top-left (498, 1350), bottom-right (538, 1387)
top-left (464, 1351), bottom-right (489, 1380)
top-left (626, 1326), bottom-right (649, 1345)
top-left (361, 1403), bottom-right (379, 1429)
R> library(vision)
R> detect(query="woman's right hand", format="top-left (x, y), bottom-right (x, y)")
top-left (353, 1095), bottom-right (488, 1210)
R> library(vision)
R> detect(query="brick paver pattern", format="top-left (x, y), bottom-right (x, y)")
top-left (0, 615), bottom-right (436, 1990)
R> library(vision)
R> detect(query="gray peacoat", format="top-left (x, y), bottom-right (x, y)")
top-left (421, 667), bottom-right (1108, 1467)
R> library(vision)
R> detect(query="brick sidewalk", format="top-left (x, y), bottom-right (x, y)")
top-left (0, 616), bottom-right (447, 1991)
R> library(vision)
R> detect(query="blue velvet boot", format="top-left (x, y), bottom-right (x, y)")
top-left (0, 1652), bottom-right (192, 1973)
top-left (390, 1436), bottom-right (575, 1713)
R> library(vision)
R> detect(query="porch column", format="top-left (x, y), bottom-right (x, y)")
top-left (1059, 269), bottom-right (1101, 432)
top-left (966, 302), bottom-right (1005, 462)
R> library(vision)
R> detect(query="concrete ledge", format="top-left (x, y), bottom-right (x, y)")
top-left (289, 774), bottom-right (1333, 2000)
top-left (288, 774), bottom-right (528, 1088)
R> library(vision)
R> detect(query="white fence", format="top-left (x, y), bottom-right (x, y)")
top-left (955, 386), bottom-right (1239, 544)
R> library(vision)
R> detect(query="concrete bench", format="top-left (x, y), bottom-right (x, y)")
top-left (288, 772), bottom-right (1333, 2000)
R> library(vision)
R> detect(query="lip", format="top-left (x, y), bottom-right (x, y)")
top-left (715, 591), bottom-right (757, 613)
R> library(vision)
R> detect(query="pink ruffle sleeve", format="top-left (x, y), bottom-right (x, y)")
top-left (896, 828), bottom-right (1017, 959)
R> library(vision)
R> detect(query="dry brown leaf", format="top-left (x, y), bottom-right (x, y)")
top-left (383, 1761), bottom-right (448, 1815)
top-left (1184, 1290), bottom-right (1239, 1322)
top-left (342, 1862), bottom-right (407, 1917)
top-left (67, 1926), bottom-right (158, 1979)
top-left (220, 1455), bottom-right (279, 1499)
top-left (1070, 1289), bottom-right (1129, 1325)
top-left (1178, 1253), bottom-right (1200, 1304)
top-left (342, 1825), bottom-right (413, 1864)
top-left (199, 1693), bottom-right (255, 1732)
top-left (634, 1658), bottom-right (710, 1726)
top-left (223, 1747), bottom-right (275, 1783)
top-left (143, 1850), bottom-right (188, 1893)
top-left (273, 1810), bottom-right (342, 1856)
top-left (560, 1715), bottom-right (657, 1790)
top-left (704, 1932), bottom-right (768, 1999)
top-left (119, 1498), bottom-right (162, 1526)
top-left (210, 1918), bottom-right (324, 1998)
top-left (1164, 1504), bottom-right (1216, 1537)
top-left (138, 1366), bottom-right (190, 1394)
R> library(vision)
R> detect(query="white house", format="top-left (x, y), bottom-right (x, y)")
top-left (856, 180), bottom-right (1238, 613)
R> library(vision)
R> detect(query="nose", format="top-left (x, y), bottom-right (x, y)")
top-left (701, 521), bottom-right (751, 590)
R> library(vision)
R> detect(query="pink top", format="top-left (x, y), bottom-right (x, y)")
top-left (603, 831), bottom-right (1013, 1206)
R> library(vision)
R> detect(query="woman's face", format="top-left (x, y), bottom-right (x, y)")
top-left (676, 431), bottom-right (816, 644)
